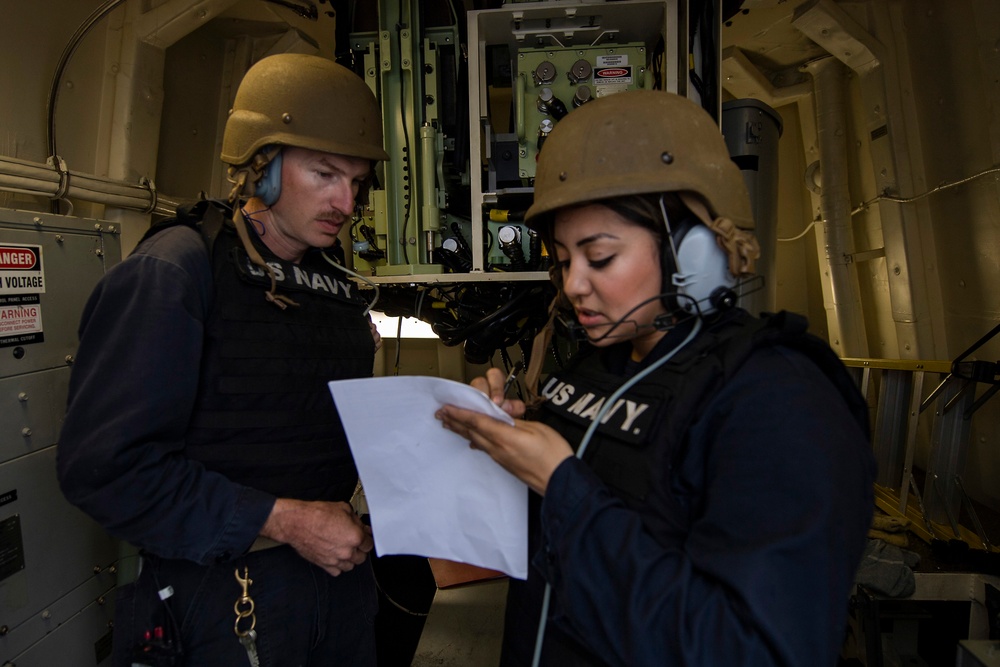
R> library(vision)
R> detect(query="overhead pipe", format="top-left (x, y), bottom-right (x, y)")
top-left (800, 56), bottom-right (868, 357)
top-left (0, 154), bottom-right (180, 217)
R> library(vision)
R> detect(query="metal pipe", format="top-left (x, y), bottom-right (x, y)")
top-left (801, 56), bottom-right (868, 357)
top-left (0, 154), bottom-right (180, 217)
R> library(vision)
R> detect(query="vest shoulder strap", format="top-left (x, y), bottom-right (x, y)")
top-left (135, 199), bottom-right (232, 255)
top-left (753, 310), bottom-right (870, 438)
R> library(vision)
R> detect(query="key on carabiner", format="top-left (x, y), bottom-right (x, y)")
top-left (234, 567), bottom-right (260, 667)
top-left (239, 629), bottom-right (261, 667)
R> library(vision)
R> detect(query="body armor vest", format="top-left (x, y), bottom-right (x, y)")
top-left (538, 309), bottom-right (868, 547)
top-left (505, 310), bottom-right (869, 666)
top-left (151, 201), bottom-right (374, 501)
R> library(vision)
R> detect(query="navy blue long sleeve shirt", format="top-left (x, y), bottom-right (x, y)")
top-left (57, 226), bottom-right (274, 565)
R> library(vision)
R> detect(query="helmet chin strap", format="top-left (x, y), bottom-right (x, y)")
top-left (232, 203), bottom-right (299, 310)
top-left (226, 156), bottom-right (300, 310)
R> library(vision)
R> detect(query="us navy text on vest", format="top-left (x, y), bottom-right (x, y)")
top-left (242, 257), bottom-right (355, 300)
top-left (540, 376), bottom-right (651, 435)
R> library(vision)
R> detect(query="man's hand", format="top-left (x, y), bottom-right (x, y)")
top-left (260, 498), bottom-right (373, 576)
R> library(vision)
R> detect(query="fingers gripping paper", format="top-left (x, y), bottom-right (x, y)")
top-left (328, 376), bottom-right (528, 579)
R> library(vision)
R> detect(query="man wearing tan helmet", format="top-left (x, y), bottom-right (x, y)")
top-left (437, 90), bottom-right (876, 666)
top-left (57, 54), bottom-right (388, 665)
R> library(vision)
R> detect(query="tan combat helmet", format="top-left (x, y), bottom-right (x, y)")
top-left (219, 53), bottom-right (388, 308)
top-left (525, 89), bottom-right (758, 279)
top-left (222, 53), bottom-right (389, 168)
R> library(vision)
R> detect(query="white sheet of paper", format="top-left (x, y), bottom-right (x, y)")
top-left (328, 376), bottom-right (528, 579)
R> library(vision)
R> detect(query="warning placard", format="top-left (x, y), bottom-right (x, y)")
top-left (0, 244), bottom-right (45, 294)
top-left (0, 294), bottom-right (44, 347)
top-left (0, 244), bottom-right (45, 347)
top-left (594, 54), bottom-right (633, 94)
top-left (594, 66), bottom-right (633, 86)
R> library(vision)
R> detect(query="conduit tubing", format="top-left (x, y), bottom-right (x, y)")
top-left (0, 154), bottom-right (180, 217)
top-left (802, 56), bottom-right (868, 357)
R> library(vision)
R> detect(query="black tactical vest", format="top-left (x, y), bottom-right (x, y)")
top-left (149, 201), bottom-right (374, 501)
top-left (537, 309), bottom-right (869, 546)
top-left (503, 309), bottom-right (869, 667)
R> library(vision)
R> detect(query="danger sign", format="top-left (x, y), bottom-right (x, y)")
top-left (0, 244), bottom-right (46, 347)
top-left (0, 244), bottom-right (45, 294)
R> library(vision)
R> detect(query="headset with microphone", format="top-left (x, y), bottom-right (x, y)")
top-left (557, 196), bottom-right (740, 344)
top-left (661, 201), bottom-right (738, 317)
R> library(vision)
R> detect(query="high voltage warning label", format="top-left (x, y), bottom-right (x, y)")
top-left (1, 244), bottom-right (45, 347)
top-left (0, 245), bottom-right (45, 293)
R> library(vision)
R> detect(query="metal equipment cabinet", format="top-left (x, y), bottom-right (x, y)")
top-left (0, 209), bottom-right (121, 667)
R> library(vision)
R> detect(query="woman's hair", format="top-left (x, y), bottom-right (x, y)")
top-left (541, 191), bottom-right (691, 275)
top-left (599, 191), bottom-right (686, 240)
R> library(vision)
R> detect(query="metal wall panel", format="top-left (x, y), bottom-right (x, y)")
top-left (0, 208), bottom-right (121, 666)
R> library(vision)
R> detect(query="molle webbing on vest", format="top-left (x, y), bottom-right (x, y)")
top-left (183, 225), bottom-right (374, 502)
top-left (539, 311), bottom-right (868, 506)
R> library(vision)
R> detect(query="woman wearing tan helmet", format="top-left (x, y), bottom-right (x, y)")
top-left (437, 90), bottom-right (875, 666)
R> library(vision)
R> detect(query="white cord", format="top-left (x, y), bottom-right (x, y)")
top-left (320, 251), bottom-right (380, 316)
top-left (530, 317), bottom-right (703, 666)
